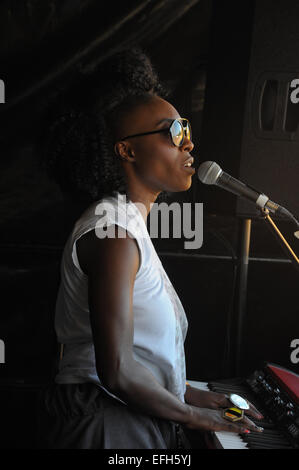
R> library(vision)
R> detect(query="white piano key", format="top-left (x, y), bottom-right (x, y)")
top-left (215, 432), bottom-right (248, 449)
top-left (188, 380), bottom-right (209, 391)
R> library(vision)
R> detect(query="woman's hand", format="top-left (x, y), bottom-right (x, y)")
top-left (184, 386), bottom-right (263, 421)
top-left (185, 405), bottom-right (264, 434)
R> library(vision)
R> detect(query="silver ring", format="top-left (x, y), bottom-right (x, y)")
top-left (228, 393), bottom-right (250, 410)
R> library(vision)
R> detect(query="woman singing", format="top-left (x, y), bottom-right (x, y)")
top-left (39, 47), bottom-right (263, 449)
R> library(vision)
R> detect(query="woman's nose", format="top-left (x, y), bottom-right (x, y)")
top-left (182, 136), bottom-right (194, 153)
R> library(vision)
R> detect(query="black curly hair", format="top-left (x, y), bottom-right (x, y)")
top-left (42, 46), bottom-right (169, 203)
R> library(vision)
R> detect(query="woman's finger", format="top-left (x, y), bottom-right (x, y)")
top-left (224, 394), bottom-right (264, 420)
top-left (245, 401), bottom-right (264, 420)
top-left (221, 418), bottom-right (263, 435)
top-left (242, 414), bottom-right (264, 433)
top-left (219, 420), bottom-right (251, 435)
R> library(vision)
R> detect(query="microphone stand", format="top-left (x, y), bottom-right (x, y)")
top-left (234, 209), bottom-right (299, 376)
top-left (234, 218), bottom-right (251, 377)
top-left (259, 208), bottom-right (299, 273)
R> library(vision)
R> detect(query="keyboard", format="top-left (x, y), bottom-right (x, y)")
top-left (187, 363), bottom-right (299, 449)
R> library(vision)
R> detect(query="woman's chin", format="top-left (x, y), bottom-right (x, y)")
top-left (180, 176), bottom-right (193, 192)
top-left (161, 174), bottom-right (194, 193)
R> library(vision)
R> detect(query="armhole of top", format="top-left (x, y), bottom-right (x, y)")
top-left (71, 223), bottom-right (143, 277)
top-left (72, 227), bottom-right (94, 277)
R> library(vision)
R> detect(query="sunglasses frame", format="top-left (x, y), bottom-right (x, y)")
top-left (119, 118), bottom-right (192, 148)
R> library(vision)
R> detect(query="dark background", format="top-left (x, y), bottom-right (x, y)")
top-left (0, 0), bottom-right (298, 448)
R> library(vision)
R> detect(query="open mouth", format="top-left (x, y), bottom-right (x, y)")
top-left (183, 156), bottom-right (194, 167)
top-left (182, 156), bottom-right (195, 173)
top-left (182, 165), bottom-right (195, 173)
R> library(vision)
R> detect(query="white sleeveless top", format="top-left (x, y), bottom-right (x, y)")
top-left (54, 192), bottom-right (188, 403)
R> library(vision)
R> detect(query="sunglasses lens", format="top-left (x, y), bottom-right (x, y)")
top-left (185, 121), bottom-right (192, 141)
top-left (170, 120), bottom-right (192, 146)
top-left (170, 120), bottom-right (184, 147)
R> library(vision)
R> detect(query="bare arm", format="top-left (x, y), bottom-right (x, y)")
top-left (78, 226), bottom-right (192, 424)
top-left (76, 227), bottom-right (258, 434)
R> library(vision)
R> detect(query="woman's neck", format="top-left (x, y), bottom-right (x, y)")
top-left (127, 189), bottom-right (160, 223)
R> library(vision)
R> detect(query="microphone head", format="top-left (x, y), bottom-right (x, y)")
top-left (197, 161), bottom-right (223, 184)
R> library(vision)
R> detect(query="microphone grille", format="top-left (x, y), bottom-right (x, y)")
top-left (197, 161), bottom-right (222, 184)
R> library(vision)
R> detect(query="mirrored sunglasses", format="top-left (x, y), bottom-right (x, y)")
top-left (119, 118), bottom-right (192, 147)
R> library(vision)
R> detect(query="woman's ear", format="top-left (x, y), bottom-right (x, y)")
top-left (114, 141), bottom-right (136, 162)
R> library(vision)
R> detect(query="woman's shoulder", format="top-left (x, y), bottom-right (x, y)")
top-left (71, 192), bottom-right (121, 235)
top-left (74, 192), bottom-right (144, 276)
top-left (76, 224), bottom-right (134, 276)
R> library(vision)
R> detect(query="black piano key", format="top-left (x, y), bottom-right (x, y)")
top-left (247, 433), bottom-right (290, 445)
top-left (209, 382), bottom-right (248, 393)
top-left (244, 441), bottom-right (292, 449)
top-left (242, 436), bottom-right (293, 449)
top-left (255, 429), bottom-right (286, 437)
top-left (240, 426), bottom-right (293, 446)
top-left (249, 419), bottom-right (275, 429)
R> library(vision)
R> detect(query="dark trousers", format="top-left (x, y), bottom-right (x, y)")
top-left (36, 382), bottom-right (202, 449)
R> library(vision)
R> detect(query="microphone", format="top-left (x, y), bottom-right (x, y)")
top-left (197, 161), bottom-right (299, 229)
